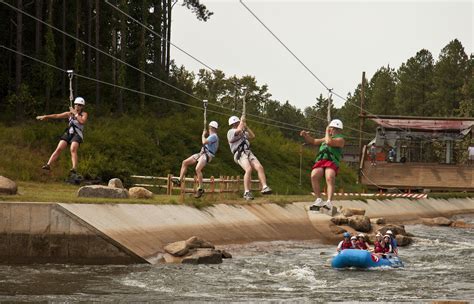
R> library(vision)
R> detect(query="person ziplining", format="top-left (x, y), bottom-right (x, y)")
top-left (300, 119), bottom-right (345, 213)
top-left (36, 70), bottom-right (88, 179)
top-left (172, 100), bottom-right (220, 198)
top-left (227, 115), bottom-right (272, 200)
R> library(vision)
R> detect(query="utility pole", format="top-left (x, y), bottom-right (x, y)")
top-left (358, 71), bottom-right (366, 184)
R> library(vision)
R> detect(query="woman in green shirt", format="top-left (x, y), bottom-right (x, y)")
top-left (300, 119), bottom-right (345, 212)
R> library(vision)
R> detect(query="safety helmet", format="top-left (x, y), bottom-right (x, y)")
top-left (386, 230), bottom-right (393, 235)
top-left (328, 119), bottom-right (343, 130)
top-left (209, 121), bottom-right (218, 129)
top-left (383, 235), bottom-right (390, 239)
top-left (74, 97), bottom-right (85, 106)
top-left (358, 233), bottom-right (365, 238)
top-left (343, 232), bottom-right (350, 238)
top-left (351, 236), bottom-right (357, 240)
top-left (228, 116), bottom-right (240, 126)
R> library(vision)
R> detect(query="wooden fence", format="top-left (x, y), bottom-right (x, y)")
top-left (131, 174), bottom-right (261, 196)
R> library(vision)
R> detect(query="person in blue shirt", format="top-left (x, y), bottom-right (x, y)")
top-left (173, 121), bottom-right (219, 198)
top-left (388, 147), bottom-right (396, 163)
top-left (386, 230), bottom-right (398, 255)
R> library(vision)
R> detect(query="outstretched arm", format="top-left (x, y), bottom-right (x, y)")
top-left (300, 131), bottom-right (325, 146)
top-left (36, 111), bottom-right (70, 121)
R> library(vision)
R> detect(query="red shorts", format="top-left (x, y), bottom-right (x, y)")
top-left (312, 159), bottom-right (339, 175)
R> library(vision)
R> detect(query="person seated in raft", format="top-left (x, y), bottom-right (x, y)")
top-left (356, 233), bottom-right (370, 250)
top-left (337, 232), bottom-right (353, 252)
top-left (350, 236), bottom-right (358, 249)
top-left (386, 230), bottom-right (399, 255)
top-left (373, 233), bottom-right (384, 254)
top-left (381, 235), bottom-right (393, 254)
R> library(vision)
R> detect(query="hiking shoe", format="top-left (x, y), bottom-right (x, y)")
top-left (243, 191), bottom-right (254, 201)
top-left (171, 177), bottom-right (181, 187)
top-left (194, 188), bottom-right (204, 199)
top-left (309, 198), bottom-right (324, 211)
top-left (42, 164), bottom-right (51, 171)
top-left (322, 200), bottom-right (334, 210)
top-left (261, 186), bottom-right (273, 195)
top-left (70, 168), bottom-right (77, 175)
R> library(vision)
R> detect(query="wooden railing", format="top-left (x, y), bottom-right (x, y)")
top-left (131, 174), bottom-right (261, 196)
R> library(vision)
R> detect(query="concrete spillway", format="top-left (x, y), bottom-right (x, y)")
top-left (1, 198), bottom-right (473, 264)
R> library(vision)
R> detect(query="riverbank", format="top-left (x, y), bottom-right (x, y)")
top-left (0, 198), bottom-right (473, 264)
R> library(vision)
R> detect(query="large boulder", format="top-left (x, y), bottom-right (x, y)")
top-left (162, 237), bottom-right (230, 264)
top-left (108, 178), bottom-right (124, 189)
top-left (340, 207), bottom-right (366, 217)
top-left (182, 248), bottom-right (223, 264)
top-left (396, 234), bottom-right (413, 246)
top-left (77, 185), bottom-right (129, 199)
top-left (185, 236), bottom-right (215, 249)
top-left (370, 218), bottom-right (386, 225)
top-left (378, 224), bottom-right (407, 236)
top-left (348, 215), bottom-right (371, 232)
top-left (450, 220), bottom-right (474, 228)
top-left (129, 187), bottom-right (153, 199)
top-left (164, 240), bottom-right (189, 257)
top-left (329, 223), bottom-right (347, 235)
top-left (422, 217), bottom-right (452, 226)
top-left (331, 216), bottom-right (349, 226)
top-left (0, 176), bottom-right (17, 195)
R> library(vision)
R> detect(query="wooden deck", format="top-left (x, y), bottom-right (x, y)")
top-left (361, 162), bottom-right (474, 191)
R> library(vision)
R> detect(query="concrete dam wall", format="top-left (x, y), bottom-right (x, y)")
top-left (0, 198), bottom-right (473, 264)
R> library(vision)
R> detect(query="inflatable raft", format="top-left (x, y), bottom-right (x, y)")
top-left (331, 249), bottom-right (403, 269)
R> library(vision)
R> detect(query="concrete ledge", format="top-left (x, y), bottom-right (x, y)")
top-left (1, 198), bottom-right (473, 264)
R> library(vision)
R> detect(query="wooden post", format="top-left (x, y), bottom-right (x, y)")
top-left (180, 176), bottom-right (185, 204)
top-left (236, 176), bottom-right (241, 193)
top-left (166, 174), bottom-right (172, 195)
top-left (193, 175), bottom-right (198, 193)
top-left (358, 71), bottom-right (366, 184)
top-left (210, 176), bottom-right (215, 193)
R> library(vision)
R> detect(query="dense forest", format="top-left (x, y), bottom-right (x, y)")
top-left (0, 1), bottom-right (472, 192)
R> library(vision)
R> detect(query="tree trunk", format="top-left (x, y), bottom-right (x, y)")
top-left (74, 0), bottom-right (81, 92)
top-left (87, 0), bottom-right (92, 76)
top-left (112, 28), bottom-right (117, 102)
top-left (61, 0), bottom-right (66, 97)
top-left (95, 0), bottom-right (100, 111)
top-left (35, 0), bottom-right (43, 55)
top-left (139, 1), bottom-right (147, 110)
top-left (117, 0), bottom-right (127, 114)
top-left (153, 1), bottom-right (162, 75)
top-left (15, 0), bottom-right (23, 120)
top-left (161, 0), bottom-right (167, 69)
top-left (44, 0), bottom-right (54, 113)
top-left (166, 0), bottom-right (171, 74)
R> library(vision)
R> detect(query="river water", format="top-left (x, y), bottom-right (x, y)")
top-left (0, 216), bottom-right (473, 303)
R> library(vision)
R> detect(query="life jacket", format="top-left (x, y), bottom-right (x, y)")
top-left (374, 241), bottom-right (384, 253)
top-left (65, 114), bottom-right (84, 140)
top-left (357, 241), bottom-right (368, 250)
top-left (340, 240), bottom-right (352, 250)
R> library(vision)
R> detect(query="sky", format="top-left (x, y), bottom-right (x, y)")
top-left (170, 0), bottom-right (473, 110)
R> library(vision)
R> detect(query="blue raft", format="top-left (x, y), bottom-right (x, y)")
top-left (331, 249), bottom-right (404, 269)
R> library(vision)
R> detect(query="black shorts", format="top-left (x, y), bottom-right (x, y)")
top-left (60, 132), bottom-right (83, 144)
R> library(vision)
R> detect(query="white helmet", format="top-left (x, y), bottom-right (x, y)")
top-left (329, 119), bottom-right (343, 130)
top-left (228, 116), bottom-right (240, 126)
top-left (74, 97), bottom-right (85, 106)
top-left (350, 236), bottom-right (357, 240)
top-left (386, 230), bottom-right (393, 235)
top-left (358, 233), bottom-right (365, 238)
top-left (209, 121), bottom-right (218, 129)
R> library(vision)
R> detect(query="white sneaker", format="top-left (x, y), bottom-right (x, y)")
top-left (322, 200), bottom-right (334, 210)
top-left (309, 198), bottom-right (324, 210)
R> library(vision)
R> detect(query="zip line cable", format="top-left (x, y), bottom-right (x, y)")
top-left (103, 0), bottom-right (373, 136)
top-left (239, 0), bottom-right (406, 134)
top-left (1, 44), bottom-right (371, 141)
top-left (3, 0), bottom-right (370, 137)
